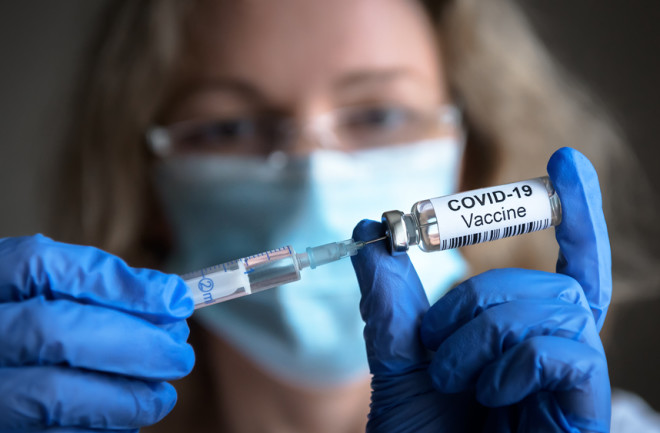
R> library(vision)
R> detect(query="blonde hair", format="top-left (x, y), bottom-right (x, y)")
top-left (56, 0), bottom-right (191, 266)
top-left (56, 0), bottom-right (658, 294)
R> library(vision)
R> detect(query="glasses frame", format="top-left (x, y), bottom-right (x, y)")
top-left (146, 104), bottom-right (463, 158)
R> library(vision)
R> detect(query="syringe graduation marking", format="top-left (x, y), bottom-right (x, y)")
top-left (191, 258), bottom-right (251, 306)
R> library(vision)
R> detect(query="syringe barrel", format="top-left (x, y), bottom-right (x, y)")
top-left (383, 176), bottom-right (562, 254)
top-left (183, 260), bottom-right (252, 308)
top-left (184, 245), bottom-right (302, 309)
top-left (244, 246), bottom-right (302, 291)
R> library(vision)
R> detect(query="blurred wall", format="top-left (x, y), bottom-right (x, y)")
top-left (518, 0), bottom-right (660, 192)
top-left (1, 0), bottom-right (659, 410)
top-left (0, 1), bottom-right (107, 237)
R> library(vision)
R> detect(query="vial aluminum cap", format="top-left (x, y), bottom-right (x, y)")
top-left (382, 210), bottom-right (411, 255)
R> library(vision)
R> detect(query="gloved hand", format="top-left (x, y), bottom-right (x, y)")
top-left (0, 235), bottom-right (195, 432)
top-left (351, 147), bottom-right (611, 432)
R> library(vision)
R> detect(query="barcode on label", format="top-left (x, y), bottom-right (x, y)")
top-left (441, 218), bottom-right (551, 250)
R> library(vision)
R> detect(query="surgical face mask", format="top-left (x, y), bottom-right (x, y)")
top-left (154, 138), bottom-right (467, 388)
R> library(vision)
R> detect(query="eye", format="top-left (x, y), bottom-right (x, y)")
top-left (176, 118), bottom-right (259, 151)
top-left (343, 106), bottom-right (412, 131)
top-left (337, 105), bottom-right (428, 147)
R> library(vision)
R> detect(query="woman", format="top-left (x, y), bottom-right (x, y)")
top-left (0, 0), bottom-right (654, 431)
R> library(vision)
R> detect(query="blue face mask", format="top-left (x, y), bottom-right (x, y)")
top-left (154, 138), bottom-right (467, 388)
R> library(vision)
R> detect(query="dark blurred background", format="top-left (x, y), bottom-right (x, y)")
top-left (1, 0), bottom-right (659, 410)
top-left (517, 1), bottom-right (660, 412)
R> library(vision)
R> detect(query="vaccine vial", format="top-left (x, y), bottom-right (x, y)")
top-left (382, 176), bottom-right (562, 254)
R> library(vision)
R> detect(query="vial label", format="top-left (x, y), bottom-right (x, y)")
top-left (430, 178), bottom-right (553, 250)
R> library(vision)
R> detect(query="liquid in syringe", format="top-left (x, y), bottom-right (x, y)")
top-left (183, 238), bottom-right (383, 309)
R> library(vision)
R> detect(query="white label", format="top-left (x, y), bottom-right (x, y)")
top-left (429, 178), bottom-right (553, 250)
top-left (185, 260), bottom-right (252, 308)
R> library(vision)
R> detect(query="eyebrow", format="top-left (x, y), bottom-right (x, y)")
top-left (174, 67), bottom-right (426, 108)
top-left (332, 68), bottom-right (425, 92)
top-left (179, 78), bottom-right (269, 104)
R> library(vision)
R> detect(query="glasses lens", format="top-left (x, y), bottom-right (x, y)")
top-left (335, 105), bottom-right (458, 148)
top-left (167, 116), bottom-right (277, 155)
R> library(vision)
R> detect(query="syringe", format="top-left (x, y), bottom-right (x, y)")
top-left (183, 237), bottom-right (386, 309)
top-left (184, 175), bottom-right (562, 309)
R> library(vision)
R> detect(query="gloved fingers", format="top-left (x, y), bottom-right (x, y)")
top-left (367, 371), bottom-right (479, 432)
top-left (351, 220), bottom-right (431, 375)
top-left (0, 367), bottom-right (178, 430)
top-left (476, 336), bottom-right (610, 432)
top-left (158, 318), bottom-right (191, 343)
top-left (547, 147), bottom-right (612, 331)
top-left (514, 392), bottom-right (577, 433)
top-left (0, 298), bottom-right (194, 380)
top-left (428, 299), bottom-right (597, 393)
top-left (0, 235), bottom-right (193, 323)
top-left (421, 268), bottom-right (589, 351)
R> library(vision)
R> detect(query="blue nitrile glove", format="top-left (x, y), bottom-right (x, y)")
top-left (351, 147), bottom-right (611, 432)
top-left (0, 235), bottom-right (195, 432)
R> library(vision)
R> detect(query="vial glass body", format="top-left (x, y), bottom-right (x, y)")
top-left (383, 176), bottom-right (562, 254)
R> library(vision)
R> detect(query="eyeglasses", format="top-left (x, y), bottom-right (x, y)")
top-left (146, 104), bottom-right (461, 158)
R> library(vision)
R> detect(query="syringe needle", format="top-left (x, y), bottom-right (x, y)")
top-left (362, 236), bottom-right (387, 246)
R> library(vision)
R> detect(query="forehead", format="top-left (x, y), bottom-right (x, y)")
top-left (184, 0), bottom-right (442, 102)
